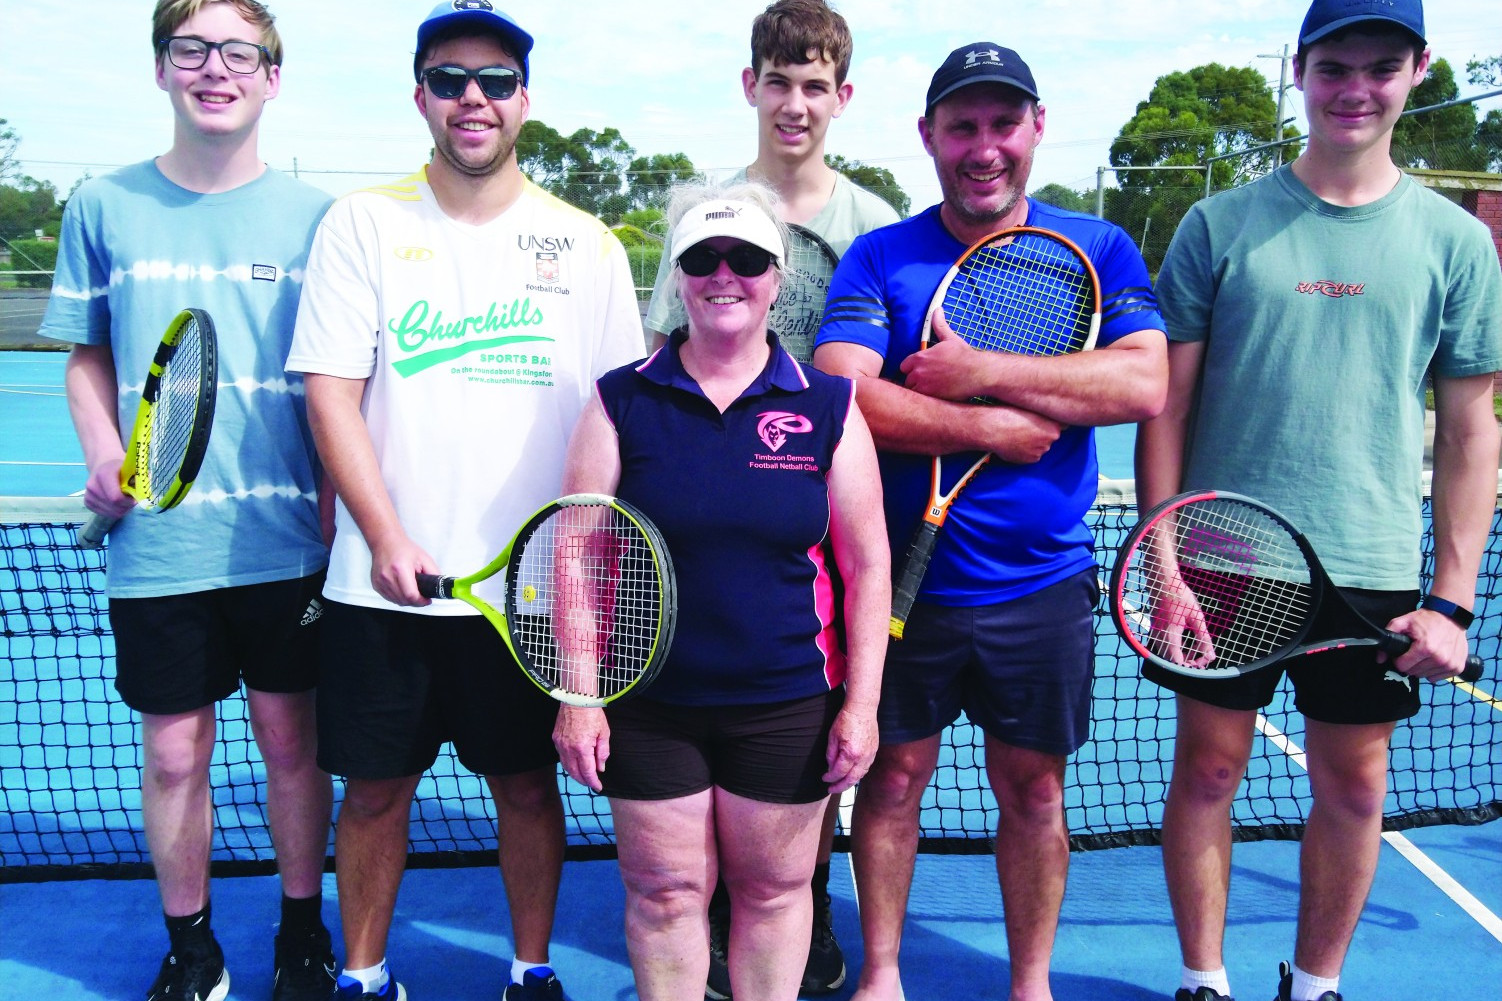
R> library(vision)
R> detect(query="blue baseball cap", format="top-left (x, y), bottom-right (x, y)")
top-left (925, 44), bottom-right (1039, 115)
top-left (414, 1), bottom-right (534, 85)
top-left (1299, 0), bottom-right (1425, 47)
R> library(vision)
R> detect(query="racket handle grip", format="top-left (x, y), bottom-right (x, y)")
top-left (890, 521), bottom-right (940, 640)
top-left (78, 513), bottom-right (119, 550)
top-left (415, 573), bottom-right (455, 599)
top-left (1380, 631), bottom-right (1483, 683)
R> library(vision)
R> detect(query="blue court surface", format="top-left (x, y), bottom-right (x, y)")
top-left (3, 348), bottom-right (1501, 999)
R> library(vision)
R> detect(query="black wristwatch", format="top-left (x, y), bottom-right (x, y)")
top-left (1420, 595), bottom-right (1474, 630)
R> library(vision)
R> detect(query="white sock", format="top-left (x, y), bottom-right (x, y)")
top-left (1290, 964), bottom-right (1339, 1001)
top-left (342, 961), bottom-right (388, 993)
top-left (1182, 965), bottom-right (1232, 996)
top-left (511, 959), bottom-right (551, 984)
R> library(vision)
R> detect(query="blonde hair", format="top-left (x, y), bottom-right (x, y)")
top-left (152, 0), bottom-right (284, 67)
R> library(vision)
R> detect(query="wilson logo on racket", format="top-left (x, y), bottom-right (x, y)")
top-left (757, 412), bottom-right (813, 452)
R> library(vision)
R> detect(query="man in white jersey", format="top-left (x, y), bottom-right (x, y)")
top-left (41, 3), bottom-right (336, 1001)
top-left (1137, 2), bottom-right (1502, 1000)
top-left (286, 4), bottom-right (643, 1000)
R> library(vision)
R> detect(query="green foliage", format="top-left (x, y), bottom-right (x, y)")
top-left (825, 154), bottom-right (911, 218)
top-left (0, 119), bottom-right (18, 184)
top-left (1031, 183), bottom-right (1092, 214)
top-left (0, 180), bottom-right (58, 242)
top-left (1, 238), bottom-right (58, 287)
top-left (620, 243), bottom-right (662, 296)
top-left (1107, 63), bottom-right (1292, 270)
top-left (619, 207), bottom-right (667, 235)
top-left (517, 120), bottom-right (699, 225)
top-left (1393, 59), bottom-right (1489, 170)
top-left (1467, 55), bottom-right (1502, 88)
top-left (610, 223), bottom-right (655, 248)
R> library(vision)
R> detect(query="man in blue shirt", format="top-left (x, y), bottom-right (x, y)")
top-left (815, 43), bottom-right (1168, 1001)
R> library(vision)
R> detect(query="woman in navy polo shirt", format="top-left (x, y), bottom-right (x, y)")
top-left (553, 183), bottom-right (889, 1001)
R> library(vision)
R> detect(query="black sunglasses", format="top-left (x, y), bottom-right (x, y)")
top-left (421, 65), bottom-right (521, 101)
top-left (678, 243), bottom-right (777, 278)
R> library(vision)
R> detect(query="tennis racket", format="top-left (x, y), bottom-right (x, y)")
top-left (769, 223), bottom-right (840, 363)
top-left (79, 308), bottom-right (219, 550)
top-left (416, 493), bottom-right (678, 707)
top-left (1109, 489), bottom-right (1483, 682)
top-left (889, 226), bottom-right (1102, 639)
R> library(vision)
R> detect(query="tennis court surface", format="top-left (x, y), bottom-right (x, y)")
top-left (3, 349), bottom-right (1499, 998)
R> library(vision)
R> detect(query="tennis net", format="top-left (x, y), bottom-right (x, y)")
top-left (3, 486), bottom-right (1499, 882)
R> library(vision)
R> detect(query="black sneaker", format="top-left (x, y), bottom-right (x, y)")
top-left (146, 941), bottom-right (230, 1001)
top-left (504, 967), bottom-right (567, 1001)
top-left (1274, 961), bottom-right (1342, 1001)
top-left (705, 895), bottom-right (732, 1001)
top-left (272, 926), bottom-right (338, 1001)
top-left (1176, 988), bottom-right (1234, 1001)
top-left (800, 888), bottom-right (846, 994)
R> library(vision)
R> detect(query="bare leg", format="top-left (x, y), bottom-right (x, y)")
top-left (247, 688), bottom-right (332, 900)
top-left (334, 774), bottom-right (421, 969)
top-left (985, 739), bottom-right (1068, 1001)
top-left (1160, 697), bottom-right (1257, 972)
top-left (1294, 719), bottom-right (1395, 978)
top-left (848, 735), bottom-right (942, 1001)
top-left (486, 765), bottom-right (566, 965)
top-left (140, 708), bottom-right (217, 916)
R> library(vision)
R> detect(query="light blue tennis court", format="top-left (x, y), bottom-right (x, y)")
top-left (2, 348), bottom-right (1499, 999)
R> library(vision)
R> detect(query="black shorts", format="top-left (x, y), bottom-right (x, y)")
top-left (878, 568), bottom-right (1098, 755)
top-left (316, 600), bottom-right (560, 780)
top-left (110, 573), bottom-right (325, 715)
top-left (600, 690), bottom-right (842, 805)
top-left (1143, 587), bottom-right (1422, 724)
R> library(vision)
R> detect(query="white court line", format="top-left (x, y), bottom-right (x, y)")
top-left (0, 460), bottom-right (84, 467)
top-left (1255, 713), bottom-right (1502, 944)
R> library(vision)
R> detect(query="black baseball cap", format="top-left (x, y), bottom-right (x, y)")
top-left (925, 43), bottom-right (1039, 115)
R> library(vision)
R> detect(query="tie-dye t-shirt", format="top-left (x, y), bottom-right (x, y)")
top-left (40, 161), bottom-right (332, 598)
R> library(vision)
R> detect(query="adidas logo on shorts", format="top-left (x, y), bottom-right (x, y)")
top-left (300, 597), bottom-right (325, 627)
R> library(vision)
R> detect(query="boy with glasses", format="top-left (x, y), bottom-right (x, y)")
top-left (41, 3), bottom-right (336, 1000)
top-left (287, 3), bottom-right (644, 999)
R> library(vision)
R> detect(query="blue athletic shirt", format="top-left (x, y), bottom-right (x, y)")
top-left (596, 333), bottom-right (855, 706)
top-left (817, 199), bottom-right (1165, 605)
top-left (39, 162), bottom-right (332, 598)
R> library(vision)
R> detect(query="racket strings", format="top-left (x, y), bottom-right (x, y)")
top-left (1121, 499), bottom-right (1313, 670)
top-left (511, 505), bottom-right (664, 699)
top-left (944, 237), bottom-right (1093, 356)
top-left (141, 322), bottom-right (205, 506)
top-left (769, 235), bottom-right (837, 364)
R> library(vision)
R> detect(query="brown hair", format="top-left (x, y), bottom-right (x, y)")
top-left (749, 0), bottom-right (853, 85)
top-left (1294, 23), bottom-right (1425, 74)
top-left (152, 0), bottom-right (283, 68)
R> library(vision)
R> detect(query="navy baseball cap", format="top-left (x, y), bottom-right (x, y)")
top-left (414, 1), bottom-right (534, 85)
top-left (1299, 0), bottom-right (1425, 46)
top-left (925, 43), bottom-right (1039, 115)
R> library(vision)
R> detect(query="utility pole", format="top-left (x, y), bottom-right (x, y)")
top-left (1258, 44), bottom-right (1292, 167)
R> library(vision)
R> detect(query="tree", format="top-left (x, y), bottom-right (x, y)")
top-left (1031, 183), bottom-right (1091, 214)
top-left (1466, 56), bottom-right (1502, 171)
top-left (0, 178), bottom-right (57, 241)
top-left (1107, 63), bottom-right (1295, 270)
top-left (0, 119), bottom-right (18, 184)
top-left (517, 120), bottom-right (698, 225)
top-left (1392, 58), bottom-right (1489, 170)
top-left (825, 154), bottom-right (910, 218)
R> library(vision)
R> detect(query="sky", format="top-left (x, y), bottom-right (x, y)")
top-left (3, 0), bottom-right (1499, 213)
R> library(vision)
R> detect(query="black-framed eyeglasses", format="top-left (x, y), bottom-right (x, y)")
top-left (421, 65), bottom-right (521, 101)
top-left (678, 243), bottom-right (777, 278)
top-left (158, 36), bottom-right (269, 75)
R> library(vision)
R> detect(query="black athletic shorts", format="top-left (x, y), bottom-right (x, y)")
top-left (1143, 587), bottom-right (1423, 724)
top-left (315, 600), bottom-right (560, 780)
top-left (600, 690), bottom-right (842, 805)
top-left (111, 573), bottom-right (325, 715)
